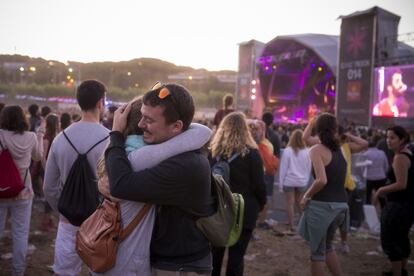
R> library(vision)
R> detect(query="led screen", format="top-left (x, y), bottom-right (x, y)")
top-left (373, 64), bottom-right (414, 117)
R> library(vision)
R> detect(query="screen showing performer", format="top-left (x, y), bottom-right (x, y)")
top-left (373, 65), bottom-right (414, 118)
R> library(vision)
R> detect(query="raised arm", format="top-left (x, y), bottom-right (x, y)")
top-left (345, 133), bottom-right (368, 153)
top-left (128, 123), bottom-right (212, 171)
top-left (302, 118), bottom-right (320, 147)
top-left (106, 131), bottom-right (210, 205)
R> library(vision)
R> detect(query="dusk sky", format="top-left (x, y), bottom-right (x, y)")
top-left (1, 0), bottom-right (413, 71)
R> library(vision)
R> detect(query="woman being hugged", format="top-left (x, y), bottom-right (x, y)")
top-left (373, 126), bottom-right (414, 276)
top-left (298, 113), bottom-right (348, 276)
top-left (210, 112), bottom-right (266, 276)
top-left (0, 105), bottom-right (44, 276)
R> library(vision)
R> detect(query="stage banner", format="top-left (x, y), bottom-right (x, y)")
top-left (336, 14), bottom-right (375, 125)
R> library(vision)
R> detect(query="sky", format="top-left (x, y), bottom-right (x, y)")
top-left (1, 0), bottom-right (413, 71)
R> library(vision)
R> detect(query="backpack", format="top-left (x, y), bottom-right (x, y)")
top-left (211, 153), bottom-right (239, 184)
top-left (76, 199), bottom-right (151, 273)
top-left (195, 174), bottom-right (244, 247)
top-left (57, 131), bottom-right (108, 226)
top-left (0, 140), bottom-right (27, 198)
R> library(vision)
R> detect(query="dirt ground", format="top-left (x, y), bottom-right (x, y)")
top-left (1, 200), bottom-right (413, 276)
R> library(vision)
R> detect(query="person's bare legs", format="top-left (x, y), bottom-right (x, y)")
top-left (326, 250), bottom-right (342, 276)
top-left (257, 203), bottom-right (268, 224)
top-left (311, 261), bottom-right (326, 276)
top-left (339, 229), bottom-right (349, 253)
top-left (294, 190), bottom-right (303, 218)
top-left (390, 260), bottom-right (402, 276)
top-left (285, 191), bottom-right (295, 230)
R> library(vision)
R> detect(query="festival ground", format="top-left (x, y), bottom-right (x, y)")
top-left (1, 200), bottom-right (413, 276)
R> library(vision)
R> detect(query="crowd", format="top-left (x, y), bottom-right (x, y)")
top-left (0, 79), bottom-right (413, 276)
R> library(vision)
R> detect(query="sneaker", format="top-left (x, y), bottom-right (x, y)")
top-left (251, 231), bottom-right (260, 241)
top-left (257, 222), bottom-right (272, 230)
top-left (283, 229), bottom-right (296, 236)
top-left (338, 242), bottom-right (350, 254)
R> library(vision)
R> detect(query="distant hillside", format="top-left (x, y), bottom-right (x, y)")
top-left (0, 54), bottom-right (236, 94)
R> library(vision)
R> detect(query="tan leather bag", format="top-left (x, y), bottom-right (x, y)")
top-left (76, 199), bottom-right (151, 273)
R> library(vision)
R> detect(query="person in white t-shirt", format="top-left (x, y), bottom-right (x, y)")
top-left (279, 129), bottom-right (311, 232)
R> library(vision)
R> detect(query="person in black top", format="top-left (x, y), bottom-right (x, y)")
top-left (28, 104), bottom-right (41, 132)
top-left (213, 94), bottom-right (234, 127)
top-left (209, 112), bottom-right (266, 276)
top-left (300, 113), bottom-right (348, 276)
top-left (106, 83), bottom-right (214, 275)
top-left (262, 112), bottom-right (280, 157)
top-left (373, 125), bottom-right (414, 276)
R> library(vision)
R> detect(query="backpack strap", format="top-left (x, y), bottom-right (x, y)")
top-left (216, 153), bottom-right (239, 163)
top-left (85, 135), bottom-right (109, 155)
top-left (62, 131), bottom-right (80, 154)
top-left (63, 131), bottom-right (108, 155)
top-left (119, 203), bottom-right (152, 241)
top-left (227, 153), bottom-right (239, 163)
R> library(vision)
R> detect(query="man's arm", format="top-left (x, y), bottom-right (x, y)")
top-left (128, 123), bottom-right (212, 171)
top-left (106, 131), bottom-right (209, 205)
top-left (43, 145), bottom-right (61, 212)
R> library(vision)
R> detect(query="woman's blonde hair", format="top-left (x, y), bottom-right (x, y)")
top-left (287, 129), bottom-right (306, 154)
top-left (210, 112), bottom-right (257, 159)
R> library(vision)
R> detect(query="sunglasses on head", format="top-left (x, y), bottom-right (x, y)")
top-left (150, 82), bottom-right (181, 118)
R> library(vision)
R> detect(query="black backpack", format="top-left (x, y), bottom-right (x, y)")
top-left (58, 131), bottom-right (108, 226)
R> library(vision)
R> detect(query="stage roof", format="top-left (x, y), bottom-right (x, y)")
top-left (264, 33), bottom-right (339, 74)
top-left (263, 33), bottom-right (414, 76)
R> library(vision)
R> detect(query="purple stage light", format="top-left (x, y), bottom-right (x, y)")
top-left (327, 91), bottom-right (336, 97)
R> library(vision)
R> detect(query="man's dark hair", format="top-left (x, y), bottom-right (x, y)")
top-left (0, 105), bottom-right (29, 134)
top-left (41, 105), bottom-right (52, 117)
top-left (262, 112), bottom-right (274, 127)
top-left (143, 83), bottom-right (194, 131)
top-left (28, 104), bottom-right (39, 117)
top-left (76, 80), bottom-right (106, 111)
top-left (60, 112), bottom-right (72, 130)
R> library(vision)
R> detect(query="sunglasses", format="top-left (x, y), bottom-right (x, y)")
top-left (151, 82), bottom-right (181, 119)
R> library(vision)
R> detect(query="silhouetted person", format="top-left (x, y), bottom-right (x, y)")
top-left (213, 94), bottom-right (234, 127)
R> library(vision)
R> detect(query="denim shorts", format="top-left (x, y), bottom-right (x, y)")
top-left (283, 186), bottom-right (307, 193)
top-left (311, 210), bottom-right (346, 261)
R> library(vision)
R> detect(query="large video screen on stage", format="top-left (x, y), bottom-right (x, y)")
top-left (373, 64), bottom-right (414, 117)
